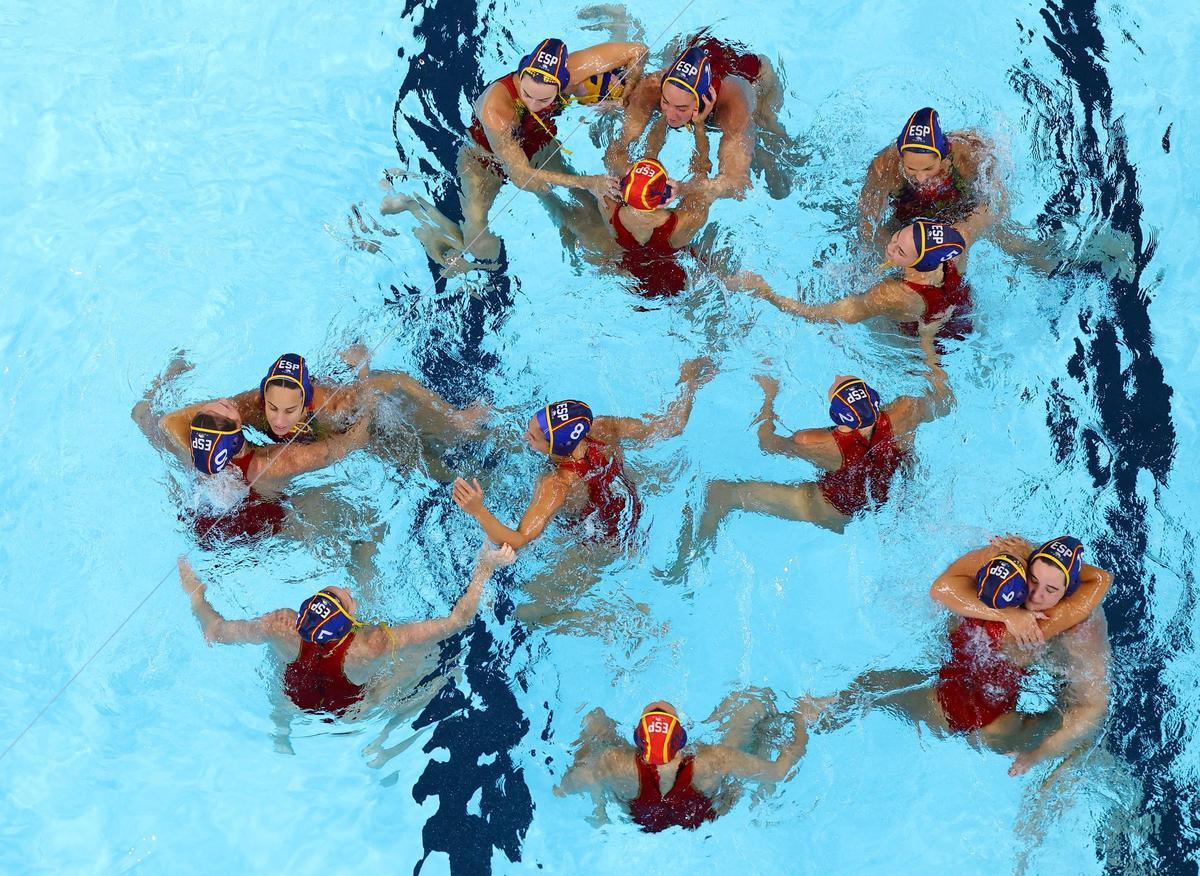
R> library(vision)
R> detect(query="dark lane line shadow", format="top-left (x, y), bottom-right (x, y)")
top-left (1015, 4), bottom-right (1193, 873)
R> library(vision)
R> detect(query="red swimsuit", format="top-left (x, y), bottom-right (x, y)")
top-left (897, 259), bottom-right (973, 340)
top-left (628, 755), bottom-right (717, 833)
top-left (936, 619), bottom-right (1024, 733)
top-left (557, 437), bottom-right (642, 543)
top-left (694, 37), bottom-right (762, 85)
top-left (689, 37), bottom-right (761, 127)
top-left (283, 634), bottom-right (366, 716)
top-left (816, 413), bottom-right (906, 517)
top-left (190, 449), bottom-right (287, 545)
top-left (467, 74), bottom-right (563, 178)
top-left (609, 205), bottom-right (686, 298)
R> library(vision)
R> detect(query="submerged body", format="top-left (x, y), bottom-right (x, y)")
top-left (809, 541), bottom-right (1113, 776)
top-left (452, 358), bottom-right (713, 625)
top-left (177, 544), bottom-right (514, 719)
top-left (556, 692), bottom-right (807, 831)
top-left (684, 321), bottom-right (950, 563)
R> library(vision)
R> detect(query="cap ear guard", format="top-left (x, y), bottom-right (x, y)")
top-left (535, 399), bottom-right (593, 456)
top-left (189, 419), bottom-right (245, 474)
top-left (976, 554), bottom-right (1029, 608)
top-left (296, 590), bottom-right (358, 648)
top-left (896, 106), bottom-right (950, 158)
top-left (517, 38), bottom-right (570, 91)
top-left (828, 378), bottom-right (881, 428)
top-left (260, 353), bottom-right (314, 409)
top-left (908, 221), bottom-right (966, 271)
top-left (1031, 536), bottom-right (1084, 596)
top-left (633, 710), bottom-right (688, 765)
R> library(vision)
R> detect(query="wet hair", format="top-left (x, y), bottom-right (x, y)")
top-left (264, 377), bottom-right (304, 395)
top-left (191, 411), bottom-right (237, 431)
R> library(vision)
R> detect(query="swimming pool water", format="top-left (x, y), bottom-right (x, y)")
top-left (1, 0), bottom-right (1197, 873)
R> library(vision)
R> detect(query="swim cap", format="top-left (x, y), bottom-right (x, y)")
top-left (976, 554), bottom-right (1029, 608)
top-left (907, 220), bottom-right (966, 272)
top-left (1031, 536), bottom-right (1084, 597)
top-left (296, 590), bottom-right (357, 648)
top-left (663, 46), bottom-right (712, 111)
top-left (621, 158), bottom-right (674, 211)
top-left (189, 413), bottom-right (246, 474)
top-left (896, 107), bottom-right (950, 159)
top-left (575, 70), bottom-right (625, 105)
top-left (517, 38), bottom-right (570, 91)
top-left (634, 709), bottom-right (688, 766)
top-left (534, 400), bottom-right (593, 456)
top-left (260, 353), bottom-right (314, 409)
top-left (828, 378), bottom-right (881, 429)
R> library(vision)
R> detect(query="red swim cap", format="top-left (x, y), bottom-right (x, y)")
top-left (633, 709), bottom-right (687, 765)
top-left (621, 159), bottom-right (673, 211)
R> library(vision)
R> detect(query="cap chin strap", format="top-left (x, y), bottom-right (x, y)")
top-left (515, 87), bottom-right (572, 156)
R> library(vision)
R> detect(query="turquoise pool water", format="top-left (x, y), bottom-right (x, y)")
top-left (1, 0), bottom-right (1197, 873)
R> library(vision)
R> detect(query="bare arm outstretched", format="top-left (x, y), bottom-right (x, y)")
top-left (699, 709), bottom-right (808, 783)
top-left (1008, 611), bottom-right (1110, 776)
top-left (605, 76), bottom-right (660, 175)
top-left (594, 355), bottom-right (715, 445)
top-left (178, 557), bottom-right (295, 647)
top-left (354, 543), bottom-right (516, 658)
top-left (727, 270), bottom-right (918, 325)
top-left (132, 356), bottom-right (196, 464)
top-left (751, 375), bottom-right (843, 470)
top-left (452, 470), bottom-right (572, 551)
top-left (883, 319), bottom-right (954, 433)
top-left (250, 411), bottom-right (373, 484)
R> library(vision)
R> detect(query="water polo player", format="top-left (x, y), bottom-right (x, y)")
top-left (132, 354), bottom-right (376, 544)
top-left (930, 533), bottom-right (1112, 647)
top-left (451, 357), bottom-right (713, 624)
top-left (608, 35), bottom-right (800, 200)
top-left (406, 37), bottom-right (646, 265)
top-left (555, 692), bottom-right (808, 832)
top-left (807, 538), bottom-right (1112, 777)
top-left (732, 219), bottom-right (974, 340)
top-left (158, 347), bottom-right (485, 451)
top-left (683, 319), bottom-right (950, 559)
top-left (858, 107), bottom-right (1002, 251)
top-left (177, 542), bottom-right (514, 717)
top-left (540, 147), bottom-right (721, 298)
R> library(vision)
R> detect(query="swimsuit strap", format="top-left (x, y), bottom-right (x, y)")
top-left (502, 73), bottom-right (572, 155)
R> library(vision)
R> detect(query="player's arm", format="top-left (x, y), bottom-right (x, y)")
top-left (356, 544), bottom-right (516, 658)
top-left (178, 557), bottom-right (295, 646)
top-left (364, 371), bottom-right (488, 438)
top-left (605, 77), bottom-right (658, 174)
top-left (595, 356), bottom-right (714, 446)
top-left (883, 319), bottom-right (954, 432)
top-left (929, 546), bottom-right (1048, 647)
top-left (709, 84), bottom-right (753, 198)
top-left (132, 357), bottom-right (198, 463)
top-left (751, 376), bottom-right (842, 469)
top-left (255, 413), bottom-right (371, 481)
top-left (478, 98), bottom-right (608, 197)
top-left (555, 747), bottom-right (631, 797)
top-left (1008, 612), bottom-right (1111, 776)
top-left (728, 272), bottom-right (916, 324)
top-left (452, 472), bottom-right (570, 550)
top-left (567, 41), bottom-right (647, 81)
top-left (1035, 563), bottom-right (1113, 640)
top-left (702, 711), bottom-right (808, 782)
